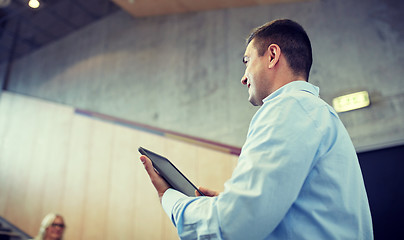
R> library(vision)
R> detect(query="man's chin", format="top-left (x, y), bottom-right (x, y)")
top-left (249, 97), bottom-right (262, 106)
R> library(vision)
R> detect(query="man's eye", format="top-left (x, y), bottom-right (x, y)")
top-left (242, 56), bottom-right (249, 64)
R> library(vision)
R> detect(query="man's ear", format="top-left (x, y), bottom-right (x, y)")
top-left (267, 44), bottom-right (281, 69)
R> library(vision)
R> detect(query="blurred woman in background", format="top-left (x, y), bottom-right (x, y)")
top-left (32, 213), bottom-right (65, 240)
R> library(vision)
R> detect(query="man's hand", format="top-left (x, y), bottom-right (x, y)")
top-left (140, 155), bottom-right (170, 202)
top-left (196, 186), bottom-right (219, 197)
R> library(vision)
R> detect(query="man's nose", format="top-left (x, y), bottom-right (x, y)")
top-left (241, 75), bottom-right (247, 85)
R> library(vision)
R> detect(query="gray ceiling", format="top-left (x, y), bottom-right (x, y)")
top-left (0, 0), bottom-right (120, 65)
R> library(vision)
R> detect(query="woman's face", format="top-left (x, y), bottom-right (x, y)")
top-left (45, 216), bottom-right (65, 240)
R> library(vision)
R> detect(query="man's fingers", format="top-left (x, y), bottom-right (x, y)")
top-left (141, 155), bottom-right (163, 185)
top-left (140, 155), bottom-right (157, 177)
top-left (140, 155), bottom-right (170, 200)
top-left (197, 186), bottom-right (219, 197)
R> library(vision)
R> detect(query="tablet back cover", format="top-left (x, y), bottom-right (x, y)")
top-left (139, 147), bottom-right (202, 197)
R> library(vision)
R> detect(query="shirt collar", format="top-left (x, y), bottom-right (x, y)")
top-left (262, 80), bottom-right (320, 103)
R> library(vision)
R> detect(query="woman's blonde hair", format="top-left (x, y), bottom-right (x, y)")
top-left (33, 213), bottom-right (64, 240)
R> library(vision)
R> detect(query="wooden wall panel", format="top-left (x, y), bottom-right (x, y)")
top-left (0, 93), bottom-right (13, 216)
top-left (3, 94), bottom-right (38, 228)
top-left (81, 120), bottom-right (114, 239)
top-left (196, 148), bottom-right (238, 192)
top-left (22, 99), bottom-right (64, 236)
top-left (105, 125), bottom-right (137, 240)
top-left (0, 92), bottom-right (238, 239)
top-left (61, 115), bottom-right (93, 240)
top-left (39, 105), bottom-right (73, 223)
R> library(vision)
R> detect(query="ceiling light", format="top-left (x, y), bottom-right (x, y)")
top-left (332, 91), bottom-right (370, 113)
top-left (28, 0), bottom-right (40, 9)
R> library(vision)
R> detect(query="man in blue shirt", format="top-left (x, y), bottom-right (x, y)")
top-left (140, 19), bottom-right (373, 239)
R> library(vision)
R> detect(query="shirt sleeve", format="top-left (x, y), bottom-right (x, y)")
top-left (162, 188), bottom-right (189, 225)
top-left (162, 96), bottom-right (323, 239)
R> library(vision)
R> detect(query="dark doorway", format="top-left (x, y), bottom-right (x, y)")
top-left (358, 144), bottom-right (404, 240)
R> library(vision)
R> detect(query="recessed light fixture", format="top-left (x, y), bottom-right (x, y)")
top-left (28, 0), bottom-right (40, 9)
top-left (332, 91), bottom-right (370, 113)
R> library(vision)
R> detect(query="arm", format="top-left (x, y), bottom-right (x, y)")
top-left (142, 97), bottom-right (321, 239)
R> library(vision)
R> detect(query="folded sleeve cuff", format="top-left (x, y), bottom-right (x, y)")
top-left (162, 188), bottom-right (188, 224)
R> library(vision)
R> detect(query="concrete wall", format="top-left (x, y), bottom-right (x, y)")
top-left (4, 0), bottom-right (404, 151)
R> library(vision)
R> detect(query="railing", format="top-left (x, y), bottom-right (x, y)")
top-left (0, 216), bottom-right (32, 240)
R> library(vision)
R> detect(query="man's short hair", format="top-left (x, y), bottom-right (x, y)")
top-left (247, 19), bottom-right (312, 81)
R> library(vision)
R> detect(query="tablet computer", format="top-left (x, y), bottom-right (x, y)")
top-left (138, 146), bottom-right (204, 197)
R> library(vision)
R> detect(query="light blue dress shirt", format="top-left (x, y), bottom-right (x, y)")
top-left (162, 81), bottom-right (373, 240)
